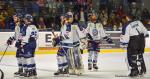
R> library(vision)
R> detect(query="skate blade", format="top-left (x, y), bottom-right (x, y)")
top-left (14, 75), bottom-right (20, 77)
top-left (77, 73), bottom-right (83, 76)
top-left (63, 74), bottom-right (69, 77)
top-left (115, 74), bottom-right (139, 78)
top-left (88, 69), bottom-right (92, 71)
top-left (30, 76), bottom-right (38, 79)
top-left (139, 74), bottom-right (146, 77)
top-left (18, 75), bottom-right (26, 78)
top-left (54, 74), bottom-right (68, 77)
top-left (115, 74), bottom-right (129, 77)
top-left (93, 69), bottom-right (98, 71)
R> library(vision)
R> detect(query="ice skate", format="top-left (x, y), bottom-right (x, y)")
top-left (128, 69), bottom-right (139, 77)
top-left (54, 69), bottom-right (63, 76)
top-left (88, 63), bottom-right (92, 70)
top-left (93, 64), bottom-right (98, 71)
top-left (63, 68), bottom-right (69, 76)
top-left (14, 68), bottom-right (23, 77)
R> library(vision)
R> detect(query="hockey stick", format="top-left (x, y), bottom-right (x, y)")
top-left (115, 48), bottom-right (130, 77)
top-left (0, 45), bottom-right (9, 79)
top-left (0, 45), bottom-right (9, 63)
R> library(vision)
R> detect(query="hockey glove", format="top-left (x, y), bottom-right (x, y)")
top-left (103, 36), bottom-right (114, 44)
top-left (86, 33), bottom-right (93, 40)
top-left (52, 37), bottom-right (61, 47)
top-left (120, 42), bottom-right (128, 48)
top-left (7, 37), bottom-right (14, 45)
top-left (145, 34), bottom-right (149, 38)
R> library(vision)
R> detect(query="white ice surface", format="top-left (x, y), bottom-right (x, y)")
top-left (0, 53), bottom-right (150, 79)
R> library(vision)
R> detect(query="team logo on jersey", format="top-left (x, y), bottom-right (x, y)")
top-left (92, 29), bottom-right (98, 36)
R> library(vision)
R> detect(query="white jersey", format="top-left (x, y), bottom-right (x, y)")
top-left (120, 20), bottom-right (149, 44)
top-left (60, 24), bottom-right (85, 48)
top-left (86, 22), bottom-right (107, 40)
top-left (22, 25), bottom-right (38, 44)
top-left (11, 25), bottom-right (23, 41)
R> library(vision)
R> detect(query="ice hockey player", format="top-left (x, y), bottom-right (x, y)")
top-left (6, 13), bottom-right (25, 76)
top-left (20, 14), bottom-right (38, 77)
top-left (54, 12), bottom-right (85, 76)
top-left (86, 14), bottom-right (113, 71)
top-left (120, 15), bottom-right (149, 77)
top-left (53, 15), bottom-right (70, 76)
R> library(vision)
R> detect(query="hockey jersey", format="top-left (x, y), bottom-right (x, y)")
top-left (86, 22), bottom-right (107, 40)
top-left (60, 24), bottom-right (86, 48)
top-left (22, 24), bottom-right (38, 45)
top-left (120, 20), bottom-right (149, 44)
top-left (11, 23), bottom-right (25, 41)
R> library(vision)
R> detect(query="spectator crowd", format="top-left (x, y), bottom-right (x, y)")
top-left (0, 0), bottom-right (150, 31)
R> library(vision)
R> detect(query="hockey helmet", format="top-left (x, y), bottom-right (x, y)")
top-left (65, 12), bottom-right (73, 23)
top-left (13, 13), bottom-right (23, 21)
top-left (24, 14), bottom-right (33, 22)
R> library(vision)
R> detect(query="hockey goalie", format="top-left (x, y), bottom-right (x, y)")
top-left (53, 12), bottom-right (86, 76)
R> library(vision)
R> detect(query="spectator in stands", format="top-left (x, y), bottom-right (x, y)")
top-left (105, 18), bottom-right (113, 31)
top-left (113, 17), bottom-right (122, 31)
top-left (74, 13), bottom-right (79, 24)
top-left (116, 5), bottom-right (125, 20)
top-left (78, 7), bottom-right (87, 28)
top-left (3, 10), bottom-right (10, 29)
top-left (36, 0), bottom-right (46, 15)
top-left (0, 11), bottom-right (5, 29)
top-left (32, 1), bottom-right (40, 18)
top-left (46, 0), bottom-right (58, 15)
top-left (38, 16), bottom-right (46, 30)
top-left (87, 0), bottom-right (95, 14)
top-left (130, 2), bottom-right (141, 20)
top-left (36, 0), bottom-right (45, 8)
top-left (141, 8), bottom-right (150, 21)
top-left (99, 9), bottom-right (108, 26)
top-left (77, 0), bottom-right (87, 10)
top-left (142, 19), bottom-right (150, 30)
top-left (99, 0), bottom-right (108, 9)
top-left (57, 0), bottom-right (65, 14)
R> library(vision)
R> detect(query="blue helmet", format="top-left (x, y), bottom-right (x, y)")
top-left (24, 14), bottom-right (33, 22)
top-left (64, 12), bottom-right (73, 19)
top-left (13, 13), bottom-right (23, 20)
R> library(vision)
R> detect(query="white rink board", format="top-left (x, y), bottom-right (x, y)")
top-left (0, 32), bottom-right (39, 52)
top-left (0, 31), bottom-right (150, 52)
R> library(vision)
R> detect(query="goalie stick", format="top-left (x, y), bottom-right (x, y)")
top-left (115, 48), bottom-right (130, 77)
top-left (0, 45), bottom-right (9, 79)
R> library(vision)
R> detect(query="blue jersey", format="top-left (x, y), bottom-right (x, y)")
top-left (22, 24), bottom-right (38, 44)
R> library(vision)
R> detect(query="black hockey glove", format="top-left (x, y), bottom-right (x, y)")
top-left (52, 37), bottom-right (61, 47)
top-left (103, 36), bottom-right (114, 44)
top-left (7, 37), bottom-right (13, 45)
top-left (86, 33), bottom-right (93, 40)
top-left (145, 34), bottom-right (149, 38)
top-left (120, 42), bottom-right (128, 48)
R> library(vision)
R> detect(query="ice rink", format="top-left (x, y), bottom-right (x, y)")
top-left (0, 53), bottom-right (150, 79)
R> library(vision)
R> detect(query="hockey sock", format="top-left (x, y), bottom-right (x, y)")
top-left (93, 51), bottom-right (98, 64)
top-left (57, 55), bottom-right (64, 70)
top-left (62, 56), bottom-right (68, 70)
top-left (88, 51), bottom-right (93, 64)
top-left (22, 57), bottom-right (27, 70)
top-left (30, 57), bottom-right (36, 70)
top-left (26, 58), bottom-right (34, 70)
top-left (17, 57), bottom-right (23, 69)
